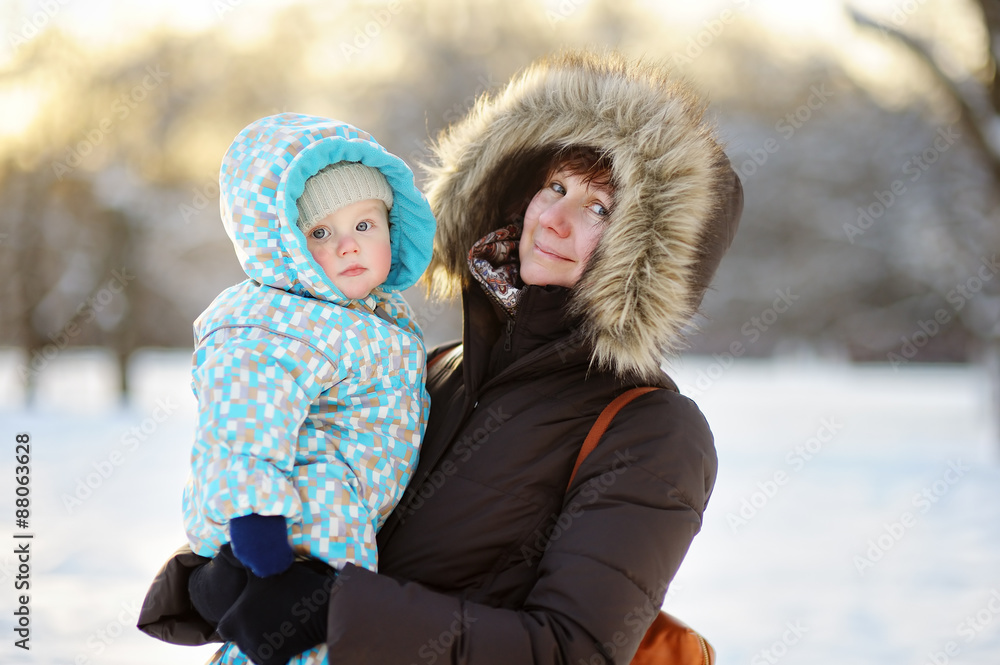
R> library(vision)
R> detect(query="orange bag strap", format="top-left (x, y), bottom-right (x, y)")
top-left (564, 385), bottom-right (715, 665)
top-left (566, 386), bottom-right (660, 491)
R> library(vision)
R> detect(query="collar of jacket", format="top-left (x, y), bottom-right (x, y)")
top-left (460, 279), bottom-right (580, 396)
top-left (462, 222), bottom-right (584, 385)
top-left (461, 280), bottom-right (676, 396)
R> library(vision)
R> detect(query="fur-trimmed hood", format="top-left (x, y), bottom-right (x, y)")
top-left (423, 51), bottom-right (743, 381)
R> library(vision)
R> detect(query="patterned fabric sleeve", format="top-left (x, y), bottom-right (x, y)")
top-left (184, 326), bottom-right (331, 557)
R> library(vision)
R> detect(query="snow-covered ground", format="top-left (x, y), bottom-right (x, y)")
top-left (0, 348), bottom-right (997, 665)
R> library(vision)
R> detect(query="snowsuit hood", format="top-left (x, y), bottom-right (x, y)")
top-left (221, 113), bottom-right (436, 303)
top-left (423, 51), bottom-right (743, 380)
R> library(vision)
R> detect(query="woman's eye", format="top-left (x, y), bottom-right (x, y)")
top-left (356, 220), bottom-right (371, 232)
top-left (590, 202), bottom-right (609, 217)
top-left (310, 227), bottom-right (329, 240)
top-left (548, 181), bottom-right (566, 195)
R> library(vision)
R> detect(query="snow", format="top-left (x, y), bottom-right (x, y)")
top-left (1, 348), bottom-right (998, 665)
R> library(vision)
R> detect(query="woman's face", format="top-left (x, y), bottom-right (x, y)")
top-left (518, 166), bottom-right (612, 288)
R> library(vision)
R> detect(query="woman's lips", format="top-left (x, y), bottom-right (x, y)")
top-left (534, 242), bottom-right (569, 261)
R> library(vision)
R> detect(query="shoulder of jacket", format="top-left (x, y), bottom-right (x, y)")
top-left (587, 388), bottom-right (717, 511)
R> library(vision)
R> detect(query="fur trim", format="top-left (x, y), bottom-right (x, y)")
top-left (423, 51), bottom-right (743, 381)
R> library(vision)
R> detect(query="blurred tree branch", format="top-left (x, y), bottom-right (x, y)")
top-left (848, 5), bottom-right (1000, 180)
top-left (848, 2), bottom-right (1000, 439)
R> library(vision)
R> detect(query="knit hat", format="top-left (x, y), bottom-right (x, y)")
top-left (296, 162), bottom-right (394, 231)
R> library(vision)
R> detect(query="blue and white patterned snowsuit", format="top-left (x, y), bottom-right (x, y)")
top-left (181, 114), bottom-right (436, 665)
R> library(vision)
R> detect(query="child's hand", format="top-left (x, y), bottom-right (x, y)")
top-left (229, 514), bottom-right (295, 577)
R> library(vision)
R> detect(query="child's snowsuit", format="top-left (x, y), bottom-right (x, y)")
top-left (182, 114), bottom-right (436, 665)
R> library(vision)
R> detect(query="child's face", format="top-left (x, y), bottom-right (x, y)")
top-left (304, 199), bottom-right (392, 300)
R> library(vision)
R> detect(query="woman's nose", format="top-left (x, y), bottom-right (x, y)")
top-left (539, 199), bottom-right (571, 237)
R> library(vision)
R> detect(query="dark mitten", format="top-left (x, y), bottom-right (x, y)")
top-left (217, 561), bottom-right (336, 665)
top-left (229, 514), bottom-right (295, 578)
top-left (188, 544), bottom-right (248, 626)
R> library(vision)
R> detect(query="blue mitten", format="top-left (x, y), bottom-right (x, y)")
top-left (229, 514), bottom-right (295, 578)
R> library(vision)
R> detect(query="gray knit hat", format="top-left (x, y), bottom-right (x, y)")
top-left (296, 162), bottom-right (394, 231)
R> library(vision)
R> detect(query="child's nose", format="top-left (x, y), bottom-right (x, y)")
top-left (337, 235), bottom-right (360, 255)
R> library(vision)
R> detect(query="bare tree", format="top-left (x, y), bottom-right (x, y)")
top-left (849, 0), bottom-right (1000, 436)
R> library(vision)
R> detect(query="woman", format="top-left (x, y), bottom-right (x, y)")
top-left (139, 50), bottom-right (743, 664)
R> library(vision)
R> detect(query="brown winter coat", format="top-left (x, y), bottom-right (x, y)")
top-left (138, 51), bottom-right (743, 663)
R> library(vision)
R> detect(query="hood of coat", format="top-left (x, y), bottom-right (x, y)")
top-left (423, 52), bottom-right (743, 381)
top-left (220, 113), bottom-right (436, 304)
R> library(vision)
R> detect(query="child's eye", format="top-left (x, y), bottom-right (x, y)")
top-left (549, 181), bottom-right (566, 195)
top-left (356, 220), bottom-right (371, 232)
top-left (310, 227), bottom-right (329, 240)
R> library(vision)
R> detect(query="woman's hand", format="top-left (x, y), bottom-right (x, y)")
top-left (217, 560), bottom-right (338, 665)
top-left (188, 544), bottom-right (247, 626)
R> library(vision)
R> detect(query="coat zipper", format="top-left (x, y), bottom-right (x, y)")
top-left (503, 318), bottom-right (514, 352)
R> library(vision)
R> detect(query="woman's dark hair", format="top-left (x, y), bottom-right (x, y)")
top-left (500, 145), bottom-right (616, 224)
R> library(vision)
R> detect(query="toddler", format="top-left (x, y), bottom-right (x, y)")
top-left (182, 113), bottom-right (436, 665)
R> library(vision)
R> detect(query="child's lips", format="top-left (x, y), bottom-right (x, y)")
top-left (340, 265), bottom-right (367, 277)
